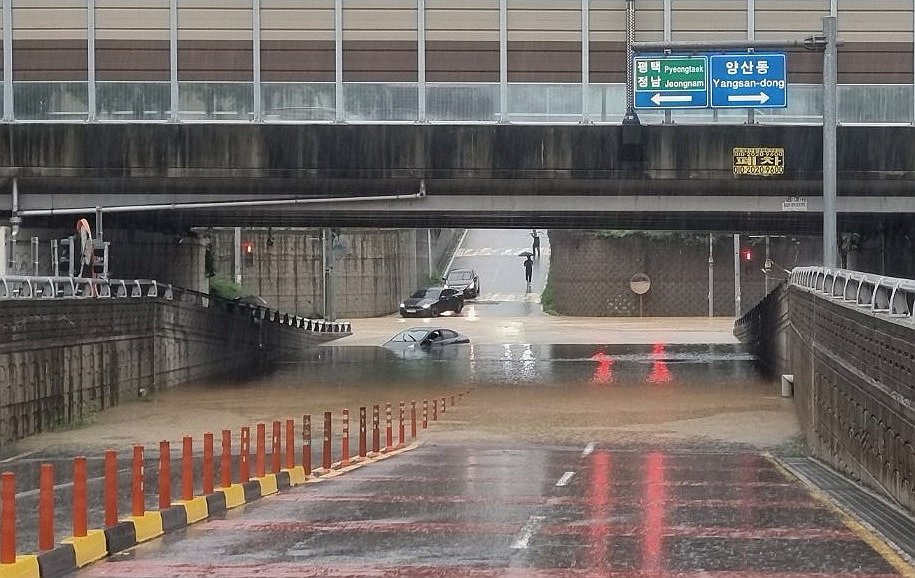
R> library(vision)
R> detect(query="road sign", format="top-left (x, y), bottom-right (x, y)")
top-left (710, 53), bottom-right (787, 108)
top-left (634, 56), bottom-right (708, 109)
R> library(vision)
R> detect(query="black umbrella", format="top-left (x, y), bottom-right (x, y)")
top-left (518, 251), bottom-right (534, 257)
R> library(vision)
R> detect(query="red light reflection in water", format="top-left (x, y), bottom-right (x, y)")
top-left (642, 452), bottom-right (667, 575)
top-left (590, 352), bottom-right (615, 384)
top-left (586, 451), bottom-right (611, 571)
top-left (648, 343), bottom-right (673, 384)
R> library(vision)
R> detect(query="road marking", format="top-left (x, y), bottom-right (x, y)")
top-left (581, 442), bottom-right (595, 458)
top-left (556, 471), bottom-right (575, 487)
top-left (510, 515), bottom-right (545, 549)
top-left (0, 450), bottom-right (40, 463)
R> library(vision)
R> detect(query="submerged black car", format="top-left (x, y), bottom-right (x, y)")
top-left (399, 287), bottom-right (463, 317)
top-left (443, 268), bottom-right (480, 299)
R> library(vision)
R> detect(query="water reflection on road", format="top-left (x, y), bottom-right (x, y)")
top-left (287, 343), bottom-right (758, 388)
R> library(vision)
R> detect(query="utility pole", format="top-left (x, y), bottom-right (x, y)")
top-left (323, 228), bottom-right (335, 322)
top-left (822, 16), bottom-right (838, 268)
top-left (708, 233), bottom-right (714, 317)
top-left (733, 234), bottom-right (741, 317)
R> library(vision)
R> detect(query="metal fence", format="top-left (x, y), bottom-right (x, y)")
top-left (7, 81), bottom-right (914, 126)
top-left (790, 266), bottom-right (915, 322)
top-left (0, 275), bottom-right (352, 333)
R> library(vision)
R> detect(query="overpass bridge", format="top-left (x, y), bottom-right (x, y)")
top-left (0, 123), bottom-right (913, 234)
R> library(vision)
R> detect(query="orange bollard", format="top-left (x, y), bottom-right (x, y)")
top-left (256, 423), bottom-right (266, 478)
top-left (39, 464), bottom-right (54, 551)
top-left (182, 437), bottom-right (193, 502)
top-left (398, 402), bottom-right (405, 447)
top-left (158, 441), bottom-right (171, 510)
top-left (302, 415), bottom-right (312, 476)
top-left (385, 403), bottom-right (393, 450)
top-left (340, 409), bottom-right (350, 467)
top-left (203, 433), bottom-right (214, 495)
top-left (220, 430), bottom-right (231, 489)
top-left (240, 427), bottom-right (251, 482)
top-left (285, 419), bottom-right (295, 470)
top-left (371, 405), bottom-right (380, 453)
top-left (423, 400), bottom-right (428, 429)
top-left (322, 412), bottom-right (332, 470)
top-left (74, 457), bottom-right (88, 537)
top-left (104, 451), bottom-right (118, 527)
top-left (441, 397), bottom-right (447, 414)
top-left (358, 407), bottom-right (367, 458)
top-left (432, 398), bottom-right (438, 421)
top-left (1, 472), bottom-right (15, 563)
top-left (411, 400), bottom-right (417, 439)
top-left (132, 446), bottom-right (145, 517)
top-left (272, 421), bottom-right (282, 474)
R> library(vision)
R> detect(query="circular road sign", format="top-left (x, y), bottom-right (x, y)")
top-left (630, 273), bottom-right (651, 295)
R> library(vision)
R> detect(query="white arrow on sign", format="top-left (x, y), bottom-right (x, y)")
top-left (650, 93), bottom-right (693, 106)
top-left (727, 92), bottom-right (770, 105)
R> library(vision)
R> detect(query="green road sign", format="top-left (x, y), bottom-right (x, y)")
top-left (634, 56), bottom-right (709, 108)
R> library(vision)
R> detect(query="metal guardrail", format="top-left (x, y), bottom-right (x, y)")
top-left (0, 275), bottom-right (352, 333)
top-left (790, 266), bottom-right (915, 321)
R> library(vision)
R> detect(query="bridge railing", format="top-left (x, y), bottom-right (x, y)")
top-left (0, 275), bottom-right (352, 333)
top-left (790, 266), bottom-right (915, 322)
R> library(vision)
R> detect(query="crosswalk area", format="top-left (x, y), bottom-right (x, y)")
top-left (453, 247), bottom-right (551, 258)
top-left (473, 292), bottom-right (541, 304)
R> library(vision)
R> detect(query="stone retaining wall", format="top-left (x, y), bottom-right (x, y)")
top-left (737, 284), bottom-right (915, 512)
top-left (0, 297), bottom-right (339, 447)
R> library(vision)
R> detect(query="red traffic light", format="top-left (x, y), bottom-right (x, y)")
top-left (742, 248), bottom-right (752, 261)
top-left (242, 241), bottom-right (254, 254)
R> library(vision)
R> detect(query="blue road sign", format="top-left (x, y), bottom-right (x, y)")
top-left (709, 53), bottom-right (787, 108)
top-left (633, 56), bottom-right (709, 109)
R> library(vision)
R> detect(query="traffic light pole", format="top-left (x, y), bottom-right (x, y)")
top-left (733, 234), bottom-right (741, 317)
top-left (822, 16), bottom-right (838, 268)
top-left (631, 20), bottom-right (837, 270)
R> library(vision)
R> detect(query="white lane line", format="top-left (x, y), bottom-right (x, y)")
top-left (581, 442), bottom-right (595, 458)
top-left (444, 229), bottom-right (470, 273)
top-left (510, 515), bottom-right (545, 549)
top-left (0, 450), bottom-right (40, 463)
top-left (556, 471), bottom-right (576, 487)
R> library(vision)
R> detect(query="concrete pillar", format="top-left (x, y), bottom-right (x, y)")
top-left (172, 236), bottom-right (208, 292)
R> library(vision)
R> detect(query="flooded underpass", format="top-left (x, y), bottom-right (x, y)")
top-left (9, 337), bottom-right (914, 577)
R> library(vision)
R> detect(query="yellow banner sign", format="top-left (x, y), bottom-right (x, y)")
top-left (733, 147), bottom-right (784, 176)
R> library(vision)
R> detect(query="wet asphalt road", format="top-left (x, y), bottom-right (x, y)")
top-left (446, 228), bottom-right (550, 318)
top-left (76, 441), bottom-right (903, 578)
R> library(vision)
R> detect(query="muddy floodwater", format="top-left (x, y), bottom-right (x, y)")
top-left (17, 343), bottom-right (799, 455)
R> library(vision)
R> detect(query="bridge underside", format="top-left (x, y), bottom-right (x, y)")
top-left (0, 123), bottom-right (912, 234)
top-left (8, 192), bottom-right (911, 235)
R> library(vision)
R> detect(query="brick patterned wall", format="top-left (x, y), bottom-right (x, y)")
top-left (0, 298), bottom-right (335, 446)
top-left (548, 230), bottom-right (821, 317)
top-left (738, 284), bottom-right (915, 512)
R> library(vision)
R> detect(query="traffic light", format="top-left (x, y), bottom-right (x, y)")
top-left (242, 241), bottom-right (254, 267)
top-left (742, 247), bottom-right (754, 275)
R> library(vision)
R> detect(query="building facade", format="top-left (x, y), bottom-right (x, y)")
top-left (0, 0), bottom-right (912, 123)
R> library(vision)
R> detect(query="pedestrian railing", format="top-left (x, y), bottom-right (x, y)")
top-left (790, 266), bottom-right (915, 322)
top-left (0, 275), bottom-right (351, 333)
